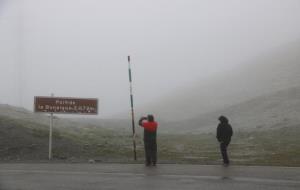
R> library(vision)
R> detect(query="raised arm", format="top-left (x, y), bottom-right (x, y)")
top-left (138, 117), bottom-right (147, 126)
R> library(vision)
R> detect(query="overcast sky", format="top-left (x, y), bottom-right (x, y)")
top-left (1, 0), bottom-right (300, 117)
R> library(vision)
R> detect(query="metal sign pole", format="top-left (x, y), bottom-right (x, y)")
top-left (49, 93), bottom-right (54, 160)
top-left (128, 55), bottom-right (137, 161)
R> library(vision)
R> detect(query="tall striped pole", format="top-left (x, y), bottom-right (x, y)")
top-left (128, 55), bottom-right (137, 161)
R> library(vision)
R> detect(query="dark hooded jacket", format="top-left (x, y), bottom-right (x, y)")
top-left (216, 117), bottom-right (233, 143)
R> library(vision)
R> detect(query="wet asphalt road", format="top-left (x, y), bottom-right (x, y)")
top-left (0, 163), bottom-right (299, 190)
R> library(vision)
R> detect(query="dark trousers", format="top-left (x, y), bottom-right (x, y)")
top-left (144, 141), bottom-right (157, 165)
top-left (220, 141), bottom-right (230, 164)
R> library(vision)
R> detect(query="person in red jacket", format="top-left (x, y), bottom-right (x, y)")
top-left (138, 114), bottom-right (158, 166)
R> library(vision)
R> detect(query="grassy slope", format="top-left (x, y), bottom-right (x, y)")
top-left (165, 86), bottom-right (300, 133)
top-left (0, 115), bottom-right (134, 162)
top-left (0, 112), bottom-right (299, 166)
top-left (156, 125), bottom-right (300, 166)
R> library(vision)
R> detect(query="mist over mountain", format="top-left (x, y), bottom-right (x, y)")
top-left (164, 86), bottom-right (300, 133)
top-left (138, 41), bottom-right (300, 122)
top-left (1, 41), bottom-right (299, 135)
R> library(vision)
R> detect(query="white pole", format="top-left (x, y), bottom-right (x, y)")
top-left (49, 93), bottom-right (54, 160)
top-left (128, 56), bottom-right (137, 161)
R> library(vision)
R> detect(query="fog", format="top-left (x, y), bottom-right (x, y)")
top-left (1, 0), bottom-right (300, 118)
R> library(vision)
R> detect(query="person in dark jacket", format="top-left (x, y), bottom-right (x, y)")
top-left (139, 114), bottom-right (158, 166)
top-left (216, 116), bottom-right (233, 166)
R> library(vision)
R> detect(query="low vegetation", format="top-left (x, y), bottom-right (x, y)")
top-left (0, 115), bottom-right (299, 166)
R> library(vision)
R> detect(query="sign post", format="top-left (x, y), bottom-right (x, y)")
top-left (49, 94), bottom-right (54, 160)
top-left (49, 112), bottom-right (53, 160)
top-left (34, 96), bottom-right (98, 160)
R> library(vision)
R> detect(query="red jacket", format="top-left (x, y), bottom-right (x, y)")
top-left (141, 121), bottom-right (158, 132)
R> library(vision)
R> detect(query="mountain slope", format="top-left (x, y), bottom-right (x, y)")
top-left (0, 105), bottom-right (132, 161)
top-left (0, 104), bottom-right (299, 165)
top-left (164, 86), bottom-right (300, 133)
top-left (141, 41), bottom-right (300, 121)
